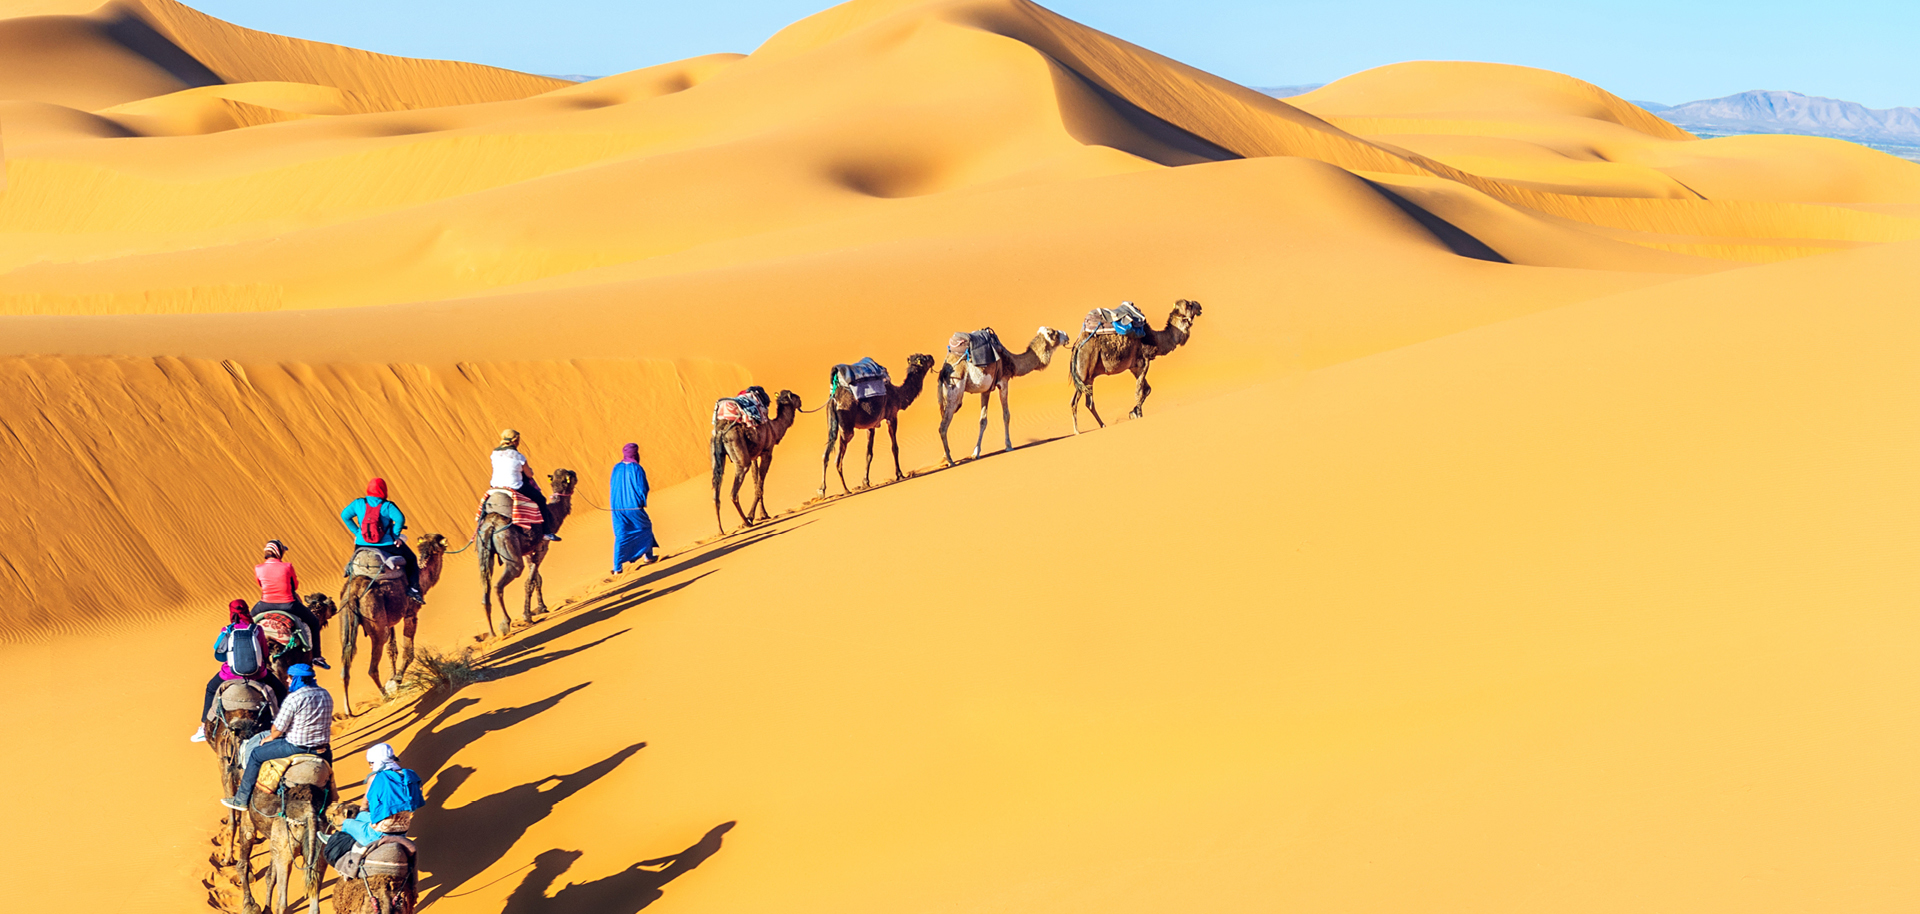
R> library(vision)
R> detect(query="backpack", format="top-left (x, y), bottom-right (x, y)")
top-left (358, 498), bottom-right (390, 544)
top-left (222, 623), bottom-right (266, 677)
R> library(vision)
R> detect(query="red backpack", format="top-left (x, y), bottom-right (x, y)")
top-left (359, 498), bottom-right (390, 543)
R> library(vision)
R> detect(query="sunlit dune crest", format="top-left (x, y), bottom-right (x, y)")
top-left (2, 1), bottom-right (1917, 912)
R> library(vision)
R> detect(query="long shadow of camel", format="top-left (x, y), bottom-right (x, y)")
top-left (500, 822), bottom-right (736, 914)
top-left (415, 742), bottom-right (649, 906)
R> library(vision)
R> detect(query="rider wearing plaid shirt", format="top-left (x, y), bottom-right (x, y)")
top-left (222, 663), bottom-right (333, 810)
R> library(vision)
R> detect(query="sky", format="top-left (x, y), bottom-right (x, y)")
top-left (192, 0), bottom-right (1920, 109)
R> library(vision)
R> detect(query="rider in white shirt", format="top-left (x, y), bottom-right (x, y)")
top-left (492, 429), bottom-right (560, 541)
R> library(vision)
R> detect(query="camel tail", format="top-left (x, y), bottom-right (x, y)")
top-left (937, 361), bottom-right (955, 390)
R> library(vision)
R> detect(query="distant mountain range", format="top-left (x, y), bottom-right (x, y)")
top-left (1648, 91), bottom-right (1920, 159)
top-left (1254, 83), bottom-right (1920, 162)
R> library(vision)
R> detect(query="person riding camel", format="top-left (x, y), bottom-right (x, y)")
top-left (339, 743), bottom-right (425, 845)
top-left (339, 478), bottom-right (425, 603)
top-left (491, 429), bottom-right (561, 542)
top-left (254, 539), bottom-right (328, 668)
top-left (221, 662), bottom-right (333, 811)
top-left (192, 599), bottom-right (283, 743)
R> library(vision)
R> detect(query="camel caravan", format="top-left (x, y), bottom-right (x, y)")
top-left (192, 300), bottom-right (1199, 911)
top-left (709, 299), bottom-right (1203, 533)
top-left (196, 429), bottom-right (584, 913)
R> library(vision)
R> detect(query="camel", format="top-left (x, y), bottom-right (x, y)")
top-left (328, 803), bottom-right (419, 914)
top-left (477, 469), bottom-right (576, 636)
top-left (937, 326), bottom-right (1071, 464)
top-left (1069, 299), bottom-right (1203, 433)
top-left (818, 353), bottom-right (936, 497)
top-left (711, 388), bottom-right (805, 535)
top-left (336, 533), bottom-right (447, 717)
top-left (231, 756), bottom-right (331, 914)
top-left (206, 679), bottom-right (277, 867)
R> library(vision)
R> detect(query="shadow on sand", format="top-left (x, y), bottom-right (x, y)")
top-left (500, 822), bottom-right (736, 914)
top-left (415, 742), bottom-right (650, 905)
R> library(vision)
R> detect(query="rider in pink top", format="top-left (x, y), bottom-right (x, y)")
top-left (252, 540), bottom-right (328, 670)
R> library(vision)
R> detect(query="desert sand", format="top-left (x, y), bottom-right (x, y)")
top-left (1, 0), bottom-right (1916, 911)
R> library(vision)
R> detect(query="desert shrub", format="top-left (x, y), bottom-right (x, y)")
top-left (404, 646), bottom-right (489, 693)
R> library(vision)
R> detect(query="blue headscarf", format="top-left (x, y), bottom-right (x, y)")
top-left (287, 663), bottom-right (317, 693)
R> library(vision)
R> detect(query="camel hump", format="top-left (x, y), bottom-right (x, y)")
top-left (360, 835), bottom-right (417, 878)
top-left (1084, 303), bottom-right (1148, 338)
top-left (348, 548), bottom-right (403, 581)
top-left (948, 329), bottom-right (1001, 366)
top-left (258, 754), bottom-right (331, 793)
top-left (212, 679), bottom-right (276, 718)
top-left (838, 357), bottom-right (891, 400)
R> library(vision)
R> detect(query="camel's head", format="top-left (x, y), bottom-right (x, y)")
top-left (1171, 299), bottom-right (1203, 328)
top-left (1037, 326), bottom-right (1070, 351)
top-left (550, 467), bottom-right (579, 496)
top-left (415, 532), bottom-right (448, 564)
top-left (303, 593), bottom-right (338, 627)
top-left (905, 352), bottom-right (936, 376)
top-left (775, 389), bottom-right (803, 415)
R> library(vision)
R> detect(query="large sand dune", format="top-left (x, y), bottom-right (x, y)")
top-left (0, 0), bottom-right (1915, 910)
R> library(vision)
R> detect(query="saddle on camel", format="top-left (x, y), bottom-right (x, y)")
top-left (1080, 301), bottom-right (1151, 339)
top-left (831, 357), bottom-right (893, 402)
top-left (947, 329), bottom-right (1003, 367)
top-left (712, 385), bottom-right (773, 427)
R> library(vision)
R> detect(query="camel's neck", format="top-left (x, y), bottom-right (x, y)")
top-left (549, 492), bottom-right (574, 532)
top-left (769, 403), bottom-right (799, 443)
top-left (1149, 319), bottom-right (1191, 356)
top-left (1006, 336), bottom-right (1054, 376)
top-left (418, 552), bottom-right (444, 594)
top-left (897, 367), bottom-right (930, 407)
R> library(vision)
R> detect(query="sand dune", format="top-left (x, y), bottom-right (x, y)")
top-left (1, 0), bottom-right (1917, 911)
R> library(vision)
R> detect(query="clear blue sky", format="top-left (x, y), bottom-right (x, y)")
top-left (193, 0), bottom-right (1920, 109)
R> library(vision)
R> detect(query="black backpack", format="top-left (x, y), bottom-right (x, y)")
top-left (220, 624), bottom-right (266, 677)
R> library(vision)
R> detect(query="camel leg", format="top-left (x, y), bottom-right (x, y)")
top-left (1070, 385), bottom-right (1083, 434)
top-left (972, 390), bottom-right (990, 459)
top-left (303, 820), bottom-right (323, 914)
top-left (938, 379), bottom-right (958, 466)
top-left (818, 410), bottom-right (839, 498)
top-left (365, 623), bottom-right (390, 702)
top-left (712, 430), bottom-right (729, 536)
top-left (477, 530), bottom-right (498, 638)
top-left (338, 606), bottom-right (358, 717)
top-left (271, 821), bottom-right (291, 914)
top-left (524, 547), bottom-right (547, 622)
top-left (834, 426), bottom-right (854, 495)
top-left (1000, 381), bottom-right (1014, 453)
top-left (384, 616), bottom-right (401, 693)
top-left (395, 605), bottom-right (418, 684)
top-left (752, 451), bottom-right (774, 521)
top-left (238, 814), bottom-right (261, 914)
top-left (863, 428), bottom-right (876, 489)
top-left (1083, 377), bottom-right (1108, 429)
top-left (495, 548), bottom-right (524, 632)
top-left (1130, 361), bottom-right (1153, 419)
top-left (730, 454), bottom-right (753, 527)
top-left (888, 416), bottom-right (905, 480)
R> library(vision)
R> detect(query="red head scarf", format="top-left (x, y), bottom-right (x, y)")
top-left (366, 477), bottom-right (388, 499)
top-left (228, 599), bottom-right (252, 626)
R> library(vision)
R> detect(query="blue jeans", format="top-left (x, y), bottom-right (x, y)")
top-left (234, 738), bottom-right (332, 801)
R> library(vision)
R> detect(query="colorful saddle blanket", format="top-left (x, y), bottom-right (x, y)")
top-left (478, 489), bottom-right (543, 530)
top-left (831, 358), bottom-right (892, 400)
top-left (947, 329), bottom-right (1001, 366)
top-left (253, 611), bottom-right (312, 655)
top-left (714, 388), bottom-right (770, 427)
top-left (1082, 302), bottom-right (1149, 338)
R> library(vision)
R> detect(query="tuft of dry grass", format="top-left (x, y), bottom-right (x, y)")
top-left (404, 646), bottom-right (490, 694)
